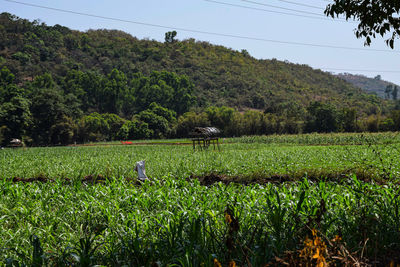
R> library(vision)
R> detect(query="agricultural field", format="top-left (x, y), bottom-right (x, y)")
top-left (1, 132), bottom-right (400, 266)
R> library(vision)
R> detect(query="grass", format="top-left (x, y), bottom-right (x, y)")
top-left (232, 131), bottom-right (400, 145)
top-left (1, 133), bottom-right (400, 265)
top-left (1, 176), bottom-right (400, 265)
top-left (1, 141), bottom-right (400, 182)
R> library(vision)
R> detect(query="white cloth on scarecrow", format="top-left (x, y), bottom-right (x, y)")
top-left (135, 160), bottom-right (148, 181)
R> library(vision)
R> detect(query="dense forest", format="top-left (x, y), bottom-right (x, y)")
top-left (338, 73), bottom-right (400, 99)
top-left (0, 12), bottom-right (399, 146)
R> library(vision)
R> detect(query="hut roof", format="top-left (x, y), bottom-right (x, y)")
top-left (191, 127), bottom-right (221, 137)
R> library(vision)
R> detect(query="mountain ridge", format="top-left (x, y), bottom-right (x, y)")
top-left (337, 73), bottom-right (399, 99)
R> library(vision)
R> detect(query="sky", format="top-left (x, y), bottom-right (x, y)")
top-left (2, 0), bottom-right (400, 85)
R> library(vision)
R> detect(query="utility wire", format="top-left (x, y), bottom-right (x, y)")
top-left (271, 0), bottom-right (325, 10)
top-left (203, 0), bottom-right (328, 20)
top-left (4, 0), bottom-right (398, 53)
top-left (240, 0), bottom-right (326, 16)
top-left (204, 0), bottom-right (351, 22)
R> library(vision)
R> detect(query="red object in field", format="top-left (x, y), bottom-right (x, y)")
top-left (121, 141), bottom-right (133, 145)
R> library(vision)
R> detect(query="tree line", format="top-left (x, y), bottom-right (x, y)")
top-left (1, 65), bottom-right (400, 146)
top-left (0, 66), bottom-right (193, 145)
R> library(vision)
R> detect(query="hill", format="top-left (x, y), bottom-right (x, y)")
top-left (2, 12), bottom-right (397, 146)
top-left (0, 12), bottom-right (383, 114)
top-left (338, 73), bottom-right (399, 99)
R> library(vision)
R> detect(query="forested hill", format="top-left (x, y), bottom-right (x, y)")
top-left (0, 12), bottom-right (381, 113)
top-left (338, 73), bottom-right (399, 99)
top-left (3, 13), bottom-right (397, 146)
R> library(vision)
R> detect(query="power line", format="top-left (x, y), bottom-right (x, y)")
top-left (204, 0), bottom-right (352, 22)
top-left (240, 0), bottom-right (328, 17)
top-left (271, 0), bottom-right (325, 10)
top-left (203, 0), bottom-right (332, 21)
top-left (4, 0), bottom-right (398, 53)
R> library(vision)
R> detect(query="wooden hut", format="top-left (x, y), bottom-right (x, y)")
top-left (190, 127), bottom-right (221, 151)
top-left (10, 138), bottom-right (22, 148)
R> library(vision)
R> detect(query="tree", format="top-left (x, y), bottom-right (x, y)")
top-left (385, 85), bottom-right (393, 99)
top-left (392, 86), bottom-right (398, 100)
top-left (76, 113), bottom-right (126, 142)
top-left (0, 67), bottom-right (32, 145)
top-left (205, 106), bottom-right (236, 135)
top-left (325, 1), bottom-right (400, 48)
top-left (0, 126), bottom-right (6, 145)
top-left (174, 111), bottom-right (210, 138)
top-left (0, 94), bottom-right (32, 145)
top-left (62, 70), bottom-right (105, 113)
top-left (117, 119), bottom-right (152, 140)
top-left (133, 103), bottom-right (177, 138)
top-left (164, 31), bottom-right (177, 43)
top-left (78, 113), bottom-right (110, 142)
top-left (101, 69), bottom-right (128, 114)
top-left (241, 110), bottom-right (265, 136)
top-left (132, 71), bottom-right (195, 114)
top-left (0, 67), bottom-right (15, 87)
top-left (147, 102), bottom-right (176, 123)
top-left (341, 108), bottom-right (357, 132)
top-left (390, 110), bottom-right (400, 131)
top-left (50, 116), bottom-right (77, 145)
top-left (305, 102), bottom-right (339, 133)
top-left (31, 72), bottom-right (55, 89)
top-left (101, 113), bottom-right (125, 140)
top-left (30, 87), bottom-right (69, 144)
top-left (137, 110), bottom-right (169, 138)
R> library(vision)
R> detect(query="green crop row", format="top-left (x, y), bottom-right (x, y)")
top-left (1, 176), bottom-right (400, 266)
top-left (1, 141), bottom-right (400, 182)
top-left (232, 132), bottom-right (400, 145)
top-left (2, 133), bottom-right (400, 265)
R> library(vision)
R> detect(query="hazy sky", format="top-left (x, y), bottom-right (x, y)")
top-left (2, 0), bottom-right (400, 85)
